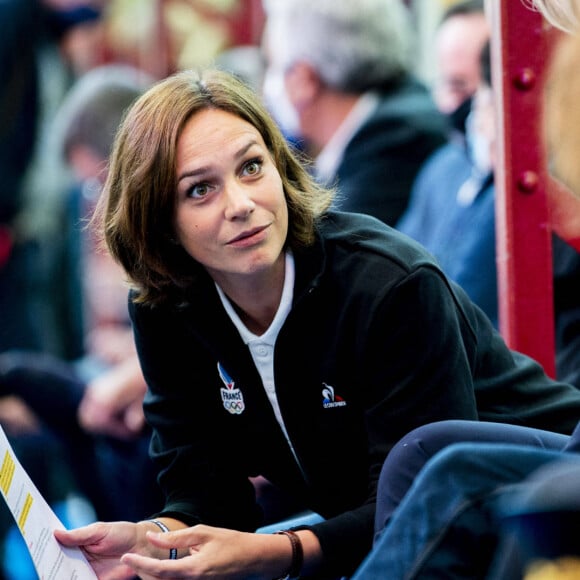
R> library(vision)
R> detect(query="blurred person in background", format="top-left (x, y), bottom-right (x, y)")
top-left (396, 33), bottom-right (498, 327)
top-left (540, 0), bottom-right (580, 392)
top-left (0, 2), bottom-right (107, 576)
top-left (432, 0), bottom-right (490, 139)
top-left (0, 63), bottom-right (162, 523)
top-left (532, 0), bottom-right (579, 32)
top-left (0, 0), bottom-right (45, 354)
top-left (399, 0), bottom-right (580, 375)
top-left (19, 0), bottom-right (109, 360)
top-left (261, 0), bottom-right (448, 227)
top-left (0, 63), bottom-right (164, 579)
top-left (0, 0), bottom-right (109, 359)
top-left (350, 4), bottom-right (580, 578)
top-left (50, 63), bottom-right (150, 378)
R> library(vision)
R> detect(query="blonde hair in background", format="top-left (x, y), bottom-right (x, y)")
top-left (545, 31), bottom-right (580, 195)
top-left (525, 556), bottom-right (580, 579)
top-left (531, 0), bottom-right (580, 32)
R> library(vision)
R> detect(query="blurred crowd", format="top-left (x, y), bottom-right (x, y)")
top-left (0, 2), bottom-right (266, 576)
top-left (1, 0), bottom-right (578, 578)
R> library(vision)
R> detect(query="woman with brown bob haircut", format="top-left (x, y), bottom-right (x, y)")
top-left (99, 68), bottom-right (332, 307)
top-left (56, 68), bottom-right (580, 579)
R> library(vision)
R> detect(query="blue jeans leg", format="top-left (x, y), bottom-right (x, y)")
top-left (490, 457), bottom-right (580, 578)
top-left (373, 420), bottom-right (568, 538)
top-left (353, 442), bottom-right (569, 580)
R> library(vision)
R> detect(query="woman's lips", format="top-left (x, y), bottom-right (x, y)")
top-left (227, 224), bottom-right (269, 246)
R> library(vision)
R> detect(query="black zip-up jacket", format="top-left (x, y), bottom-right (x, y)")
top-left (132, 211), bottom-right (580, 577)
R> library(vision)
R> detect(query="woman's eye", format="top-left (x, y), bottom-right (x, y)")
top-left (188, 183), bottom-right (210, 198)
top-left (243, 158), bottom-right (262, 176)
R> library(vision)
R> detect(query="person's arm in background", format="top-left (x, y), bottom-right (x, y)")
top-left (78, 352), bottom-right (147, 439)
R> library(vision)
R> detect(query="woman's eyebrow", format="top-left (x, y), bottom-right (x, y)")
top-left (234, 139), bottom-right (260, 160)
top-left (177, 139), bottom-right (261, 184)
top-left (177, 165), bottom-right (211, 183)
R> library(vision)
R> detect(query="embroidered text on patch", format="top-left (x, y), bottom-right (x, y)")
top-left (322, 383), bottom-right (347, 409)
top-left (218, 362), bottom-right (245, 415)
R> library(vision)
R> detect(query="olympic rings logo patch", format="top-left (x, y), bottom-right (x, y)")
top-left (220, 388), bottom-right (245, 415)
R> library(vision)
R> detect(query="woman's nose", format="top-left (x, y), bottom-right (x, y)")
top-left (224, 182), bottom-right (256, 220)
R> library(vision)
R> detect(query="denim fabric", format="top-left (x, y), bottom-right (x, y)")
top-left (372, 420), bottom-right (568, 540)
top-left (353, 443), bottom-right (570, 579)
top-left (490, 458), bottom-right (580, 578)
top-left (349, 420), bottom-right (570, 579)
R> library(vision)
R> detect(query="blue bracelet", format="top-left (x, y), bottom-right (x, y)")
top-left (148, 519), bottom-right (178, 560)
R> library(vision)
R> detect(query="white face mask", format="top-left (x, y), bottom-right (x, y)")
top-left (465, 111), bottom-right (493, 178)
top-left (262, 68), bottom-right (301, 141)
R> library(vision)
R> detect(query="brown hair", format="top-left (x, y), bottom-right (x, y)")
top-left (94, 68), bottom-right (334, 306)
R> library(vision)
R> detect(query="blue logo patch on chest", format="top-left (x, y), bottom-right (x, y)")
top-left (218, 362), bottom-right (245, 415)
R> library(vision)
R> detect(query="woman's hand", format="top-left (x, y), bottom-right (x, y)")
top-left (54, 518), bottom-right (185, 580)
top-left (57, 522), bottom-right (322, 579)
top-left (120, 524), bottom-right (307, 580)
top-left (54, 520), bottom-right (160, 580)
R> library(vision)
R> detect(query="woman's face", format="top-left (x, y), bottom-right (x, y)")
top-left (174, 108), bottom-right (289, 287)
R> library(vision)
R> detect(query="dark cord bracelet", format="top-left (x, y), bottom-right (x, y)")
top-left (148, 519), bottom-right (178, 560)
top-left (275, 529), bottom-right (303, 579)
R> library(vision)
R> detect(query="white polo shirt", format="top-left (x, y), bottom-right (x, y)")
top-left (215, 251), bottom-right (298, 456)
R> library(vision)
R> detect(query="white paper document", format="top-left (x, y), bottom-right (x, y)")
top-left (0, 424), bottom-right (97, 579)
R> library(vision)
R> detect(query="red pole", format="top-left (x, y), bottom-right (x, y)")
top-left (229, 0), bottom-right (265, 45)
top-left (489, 1), bottom-right (556, 376)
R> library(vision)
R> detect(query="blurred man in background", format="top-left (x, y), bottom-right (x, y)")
top-left (261, 0), bottom-right (447, 226)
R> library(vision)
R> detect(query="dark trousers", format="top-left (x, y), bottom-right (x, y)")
top-left (352, 420), bottom-right (570, 579)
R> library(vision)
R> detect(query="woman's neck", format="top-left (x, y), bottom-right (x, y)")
top-left (214, 256), bottom-right (286, 336)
